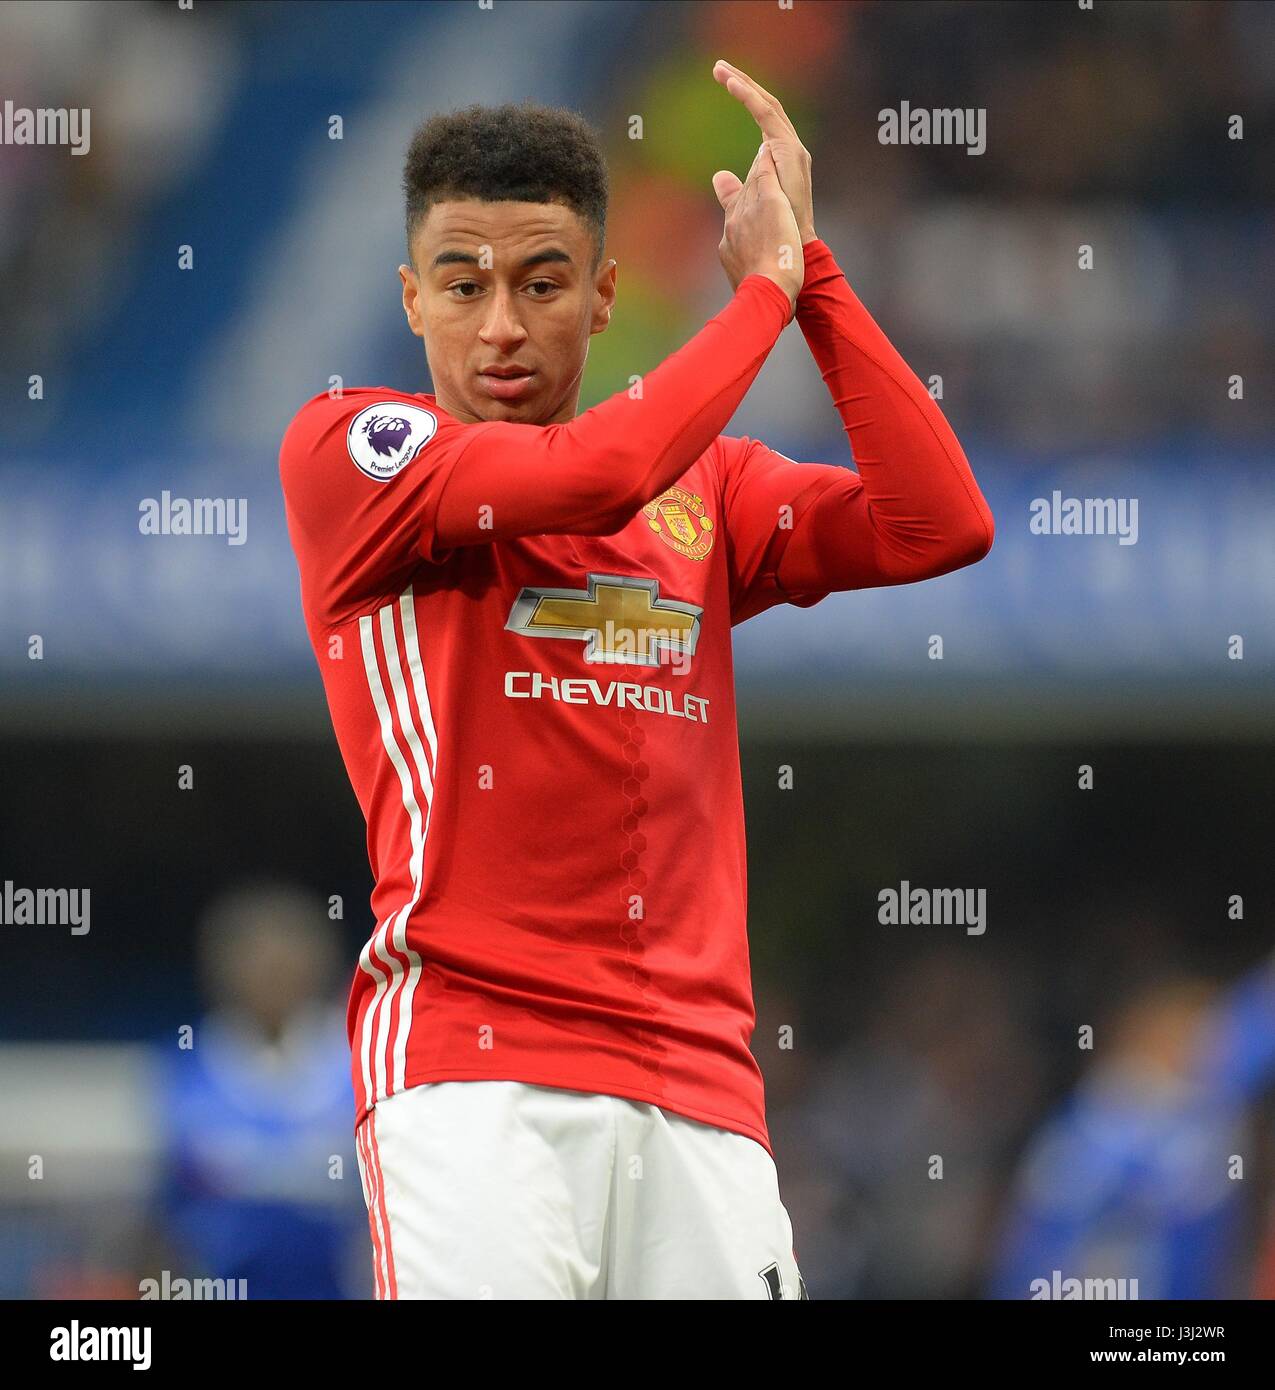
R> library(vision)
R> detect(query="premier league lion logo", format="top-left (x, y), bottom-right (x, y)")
top-left (346, 401), bottom-right (438, 480)
top-left (363, 415), bottom-right (413, 458)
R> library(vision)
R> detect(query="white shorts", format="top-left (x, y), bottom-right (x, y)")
top-left (353, 1079), bottom-right (808, 1300)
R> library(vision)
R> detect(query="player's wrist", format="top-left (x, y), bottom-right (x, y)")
top-left (754, 272), bottom-right (799, 321)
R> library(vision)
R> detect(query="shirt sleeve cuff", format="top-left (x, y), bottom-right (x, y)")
top-left (796, 238), bottom-right (842, 303)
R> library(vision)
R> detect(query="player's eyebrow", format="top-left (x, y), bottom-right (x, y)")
top-left (430, 248), bottom-right (574, 271)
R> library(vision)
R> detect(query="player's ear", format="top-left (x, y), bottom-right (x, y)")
top-left (399, 264), bottom-right (424, 339)
top-left (590, 258), bottom-right (617, 336)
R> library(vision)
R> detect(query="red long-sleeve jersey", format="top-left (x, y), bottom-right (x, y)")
top-left (279, 240), bottom-right (992, 1156)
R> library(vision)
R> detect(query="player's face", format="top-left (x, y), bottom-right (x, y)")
top-left (400, 200), bottom-right (616, 426)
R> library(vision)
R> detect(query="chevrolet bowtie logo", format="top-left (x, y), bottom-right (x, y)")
top-left (505, 574), bottom-right (702, 667)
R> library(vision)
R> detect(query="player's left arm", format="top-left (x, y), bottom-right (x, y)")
top-left (712, 62), bottom-right (994, 623)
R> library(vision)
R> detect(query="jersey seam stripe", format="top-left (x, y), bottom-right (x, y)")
top-left (380, 594), bottom-right (434, 1093)
top-left (395, 591), bottom-right (441, 1088)
top-left (357, 610), bottom-right (423, 1107)
top-left (355, 614), bottom-right (396, 1109)
top-left (360, 602), bottom-right (432, 1106)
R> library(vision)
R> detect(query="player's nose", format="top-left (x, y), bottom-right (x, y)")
top-left (478, 287), bottom-right (527, 345)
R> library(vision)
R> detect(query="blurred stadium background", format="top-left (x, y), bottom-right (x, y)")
top-left (0, 0), bottom-right (1272, 1299)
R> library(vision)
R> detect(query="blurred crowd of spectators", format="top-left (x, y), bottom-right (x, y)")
top-left (0, 1), bottom-right (237, 397)
top-left (767, 948), bottom-right (1275, 1298)
top-left (1, 0), bottom-right (1271, 453)
top-left (5, 879), bottom-right (1272, 1299)
top-left (597, 0), bottom-right (1274, 451)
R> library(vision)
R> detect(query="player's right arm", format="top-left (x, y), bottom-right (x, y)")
top-left (279, 273), bottom-right (791, 628)
top-left (431, 271), bottom-right (793, 549)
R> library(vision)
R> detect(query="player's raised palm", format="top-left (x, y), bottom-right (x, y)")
top-left (712, 141), bottom-right (804, 316)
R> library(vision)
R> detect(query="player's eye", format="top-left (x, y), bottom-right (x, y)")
top-left (447, 280), bottom-right (556, 299)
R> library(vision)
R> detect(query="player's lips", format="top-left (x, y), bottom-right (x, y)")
top-left (477, 367), bottom-right (536, 400)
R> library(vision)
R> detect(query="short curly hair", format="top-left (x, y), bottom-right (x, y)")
top-left (403, 101), bottom-right (608, 269)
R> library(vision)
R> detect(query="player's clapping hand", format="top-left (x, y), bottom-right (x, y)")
top-left (711, 115), bottom-right (804, 312)
top-left (712, 60), bottom-right (817, 249)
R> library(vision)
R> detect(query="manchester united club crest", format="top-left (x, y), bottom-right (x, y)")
top-left (643, 486), bottom-right (715, 561)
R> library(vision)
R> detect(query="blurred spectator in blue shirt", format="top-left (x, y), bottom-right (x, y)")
top-left (989, 960), bottom-right (1275, 1299)
top-left (151, 881), bottom-right (366, 1299)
